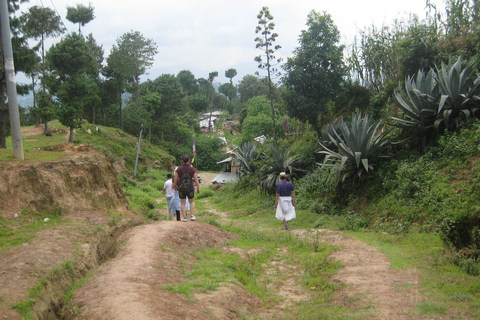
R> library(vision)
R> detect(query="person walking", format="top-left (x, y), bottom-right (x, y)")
top-left (169, 190), bottom-right (190, 221)
top-left (275, 172), bottom-right (297, 231)
top-left (173, 155), bottom-right (200, 222)
top-left (163, 173), bottom-right (174, 210)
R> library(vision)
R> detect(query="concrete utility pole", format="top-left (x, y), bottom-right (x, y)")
top-left (1, 0), bottom-right (24, 160)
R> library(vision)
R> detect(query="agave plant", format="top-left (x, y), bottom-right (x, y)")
top-left (434, 56), bottom-right (480, 130)
top-left (390, 69), bottom-right (439, 151)
top-left (319, 113), bottom-right (390, 186)
top-left (232, 141), bottom-right (257, 177)
top-left (260, 144), bottom-right (306, 193)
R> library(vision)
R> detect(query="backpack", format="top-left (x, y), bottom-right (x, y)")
top-left (179, 166), bottom-right (193, 194)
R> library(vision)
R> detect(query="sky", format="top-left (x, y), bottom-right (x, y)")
top-left (17, 0), bottom-right (442, 86)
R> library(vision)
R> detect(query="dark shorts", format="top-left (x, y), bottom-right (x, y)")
top-left (179, 190), bottom-right (195, 199)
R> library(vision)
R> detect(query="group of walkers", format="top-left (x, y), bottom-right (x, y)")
top-left (163, 155), bottom-right (297, 230)
top-left (163, 155), bottom-right (200, 222)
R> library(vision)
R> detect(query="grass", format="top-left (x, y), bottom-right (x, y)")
top-left (0, 210), bottom-right (66, 251)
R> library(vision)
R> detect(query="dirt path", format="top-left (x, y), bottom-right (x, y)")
top-left (69, 197), bottom-right (436, 320)
top-left (72, 222), bottom-right (260, 320)
top-left (319, 230), bottom-right (425, 319)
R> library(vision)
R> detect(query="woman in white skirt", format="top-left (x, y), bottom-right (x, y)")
top-left (275, 172), bottom-right (297, 231)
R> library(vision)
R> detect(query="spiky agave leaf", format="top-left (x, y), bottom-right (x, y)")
top-left (318, 113), bottom-right (390, 186)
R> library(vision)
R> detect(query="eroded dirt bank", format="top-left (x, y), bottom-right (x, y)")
top-left (0, 152), bottom-right (130, 216)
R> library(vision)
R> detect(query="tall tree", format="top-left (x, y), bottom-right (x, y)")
top-left (237, 74), bottom-right (270, 103)
top-left (218, 83), bottom-right (237, 101)
top-left (177, 70), bottom-right (198, 95)
top-left (23, 5), bottom-right (65, 133)
top-left (254, 6), bottom-right (282, 140)
top-left (282, 11), bottom-right (346, 134)
top-left (46, 33), bottom-right (98, 142)
top-left (225, 68), bottom-right (237, 84)
top-left (140, 74), bottom-right (184, 141)
top-left (113, 31), bottom-right (158, 102)
top-left (85, 33), bottom-right (103, 124)
top-left (66, 3), bottom-right (95, 34)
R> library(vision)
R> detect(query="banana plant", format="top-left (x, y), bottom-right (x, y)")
top-left (319, 113), bottom-right (390, 186)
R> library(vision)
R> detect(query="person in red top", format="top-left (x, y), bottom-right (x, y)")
top-left (173, 155), bottom-right (201, 222)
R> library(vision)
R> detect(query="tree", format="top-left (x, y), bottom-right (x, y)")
top-left (113, 31), bottom-right (158, 102)
top-left (140, 74), bottom-right (184, 141)
top-left (66, 3), bottom-right (95, 34)
top-left (237, 74), bottom-right (270, 103)
top-left (218, 83), bottom-right (237, 101)
top-left (282, 11), bottom-right (346, 134)
top-left (177, 70), bottom-right (198, 95)
top-left (225, 68), bottom-right (237, 84)
top-left (23, 5), bottom-right (65, 133)
top-left (184, 94), bottom-right (209, 118)
top-left (254, 6), bottom-right (282, 140)
top-left (46, 33), bottom-right (98, 142)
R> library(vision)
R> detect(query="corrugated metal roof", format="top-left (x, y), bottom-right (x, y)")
top-left (211, 172), bottom-right (238, 184)
top-left (216, 157), bottom-right (232, 164)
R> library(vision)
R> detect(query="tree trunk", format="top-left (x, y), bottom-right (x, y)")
top-left (69, 126), bottom-right (74, 142)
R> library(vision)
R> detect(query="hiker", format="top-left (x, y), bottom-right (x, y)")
top-left (163, 173), bottom-right (174, 209)
top-left (168, 190), bottom-right (190, 221)
top-left (173, 155), bottom-right (200, 222)
top-left (275, 172), bottom-right (297, 231)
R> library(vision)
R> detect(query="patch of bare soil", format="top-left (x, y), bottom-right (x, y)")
top-left (72, 221), bottom-right (262, 320)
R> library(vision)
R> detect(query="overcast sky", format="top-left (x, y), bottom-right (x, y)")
top-left (19, 0), bottom-right (442, 85)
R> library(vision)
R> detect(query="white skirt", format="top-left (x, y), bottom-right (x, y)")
top-left (276, 196), bottom-right (296, 221)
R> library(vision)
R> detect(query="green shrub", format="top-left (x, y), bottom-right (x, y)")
top-left (197, 189), bottom-right (215, 199)
top-left (339, 211), bottom-right (369, 231)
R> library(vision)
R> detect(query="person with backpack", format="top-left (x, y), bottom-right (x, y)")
top-left (275, 172), bottom-right (297, 231)
top-left (173, 155), bottom-right (201, 222)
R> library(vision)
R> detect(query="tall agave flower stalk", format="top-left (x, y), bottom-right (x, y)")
top-left (319, 113), bottom-right (390, 186)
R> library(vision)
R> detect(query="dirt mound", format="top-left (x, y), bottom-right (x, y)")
top-left (0, 152), bottom-right (130, 216)
top-left (72, 221), bottom-right (262, 320)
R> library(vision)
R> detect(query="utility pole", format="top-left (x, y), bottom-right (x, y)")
top-left (1, 0), bottom-right (24, 160)
top-left (133, 124), bottom-right (144, 180)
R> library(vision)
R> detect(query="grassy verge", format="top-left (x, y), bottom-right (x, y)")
top-left (179, 182), bottom-right (480, 319)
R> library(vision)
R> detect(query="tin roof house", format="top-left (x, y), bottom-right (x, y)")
top-left (211, 149), bottom-right (240, 184)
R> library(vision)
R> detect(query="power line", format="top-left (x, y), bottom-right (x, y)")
top-left (48, 0), bottom-right (69, 34)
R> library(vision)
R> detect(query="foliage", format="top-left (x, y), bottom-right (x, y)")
top-left (192, 134), bottom-right (225, 171)
top-left (319, 113), bottom-right (390, 187)
top-left (46, 33), bottom-right (99, 142)
top-left (109, 31), bottom-right (158, 102)
top-left (237, 75), bottom-right (271, 103)
top-left (282, 11), bottom-right (346, 133)
top-left (259, 143), bottom-right (307, 193)
top-left (66, 3), bottom-right (95, 33)
top-left (434, 56), bottom-right (480, 131)
top-left (232, 141), bottom-right (257, 176)
top-left (390, 69), bottom-right (439, 151)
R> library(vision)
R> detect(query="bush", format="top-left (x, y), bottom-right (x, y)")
top-left (339, 211), bottom-right (369, 231)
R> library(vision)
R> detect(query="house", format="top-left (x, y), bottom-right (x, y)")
top-left (211, 149), bottom-right (240, 184)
